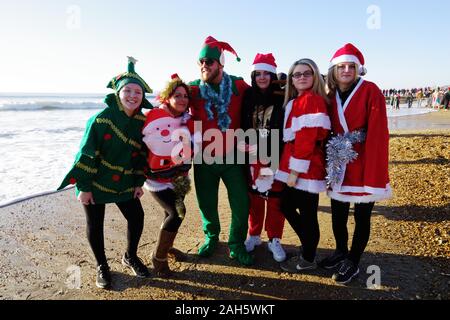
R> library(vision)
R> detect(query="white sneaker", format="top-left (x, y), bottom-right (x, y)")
top-left (245, 235), bottom-right (262, 252)
top-left (268, 238), bottom-right (287, 262)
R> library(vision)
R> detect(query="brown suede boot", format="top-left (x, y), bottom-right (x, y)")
top-left (151, 229), bottom-right (177, 277)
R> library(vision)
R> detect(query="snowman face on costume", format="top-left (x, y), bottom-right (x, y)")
top-left (142, 116), bottom-right (183, 156)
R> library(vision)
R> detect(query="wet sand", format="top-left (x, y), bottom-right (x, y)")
top-left (388, 109), bottom-right (450, 131)
top-left (0, 111), bottom-right (449, 300)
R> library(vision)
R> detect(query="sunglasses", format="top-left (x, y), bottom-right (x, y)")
top-left (292, 70), bottom-right (314, 79)
top-left (198, 58), bottom-right (215, 67)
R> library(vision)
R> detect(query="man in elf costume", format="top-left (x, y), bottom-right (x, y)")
top-left (58, 57), bottom-right (152, 288)
top-left (189, 36), bottom-right (253, 266)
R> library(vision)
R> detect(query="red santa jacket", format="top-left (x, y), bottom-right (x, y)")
top-left (327, 79), bottom-right (391, 203)
top-left (189, 76), bottom-right (250, 157)
top-left (275, 90), bottom-right (331, 194)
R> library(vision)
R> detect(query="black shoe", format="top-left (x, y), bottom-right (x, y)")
top-left (318, 250), bottom-right (348, 270)
top-left (96, 264), bottom-right (112, 289)
top-left (332, 259), bottom-right (359, 284)
top-left (122, 253), bottom-right (150, 278)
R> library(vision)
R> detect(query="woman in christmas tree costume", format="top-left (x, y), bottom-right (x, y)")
top-left (58, 57), bottom-right (152, 289)
top-left (189, 36), bottom-right (253, 266)
top-left (142, 74), bottom-right (200, 277)
top-left (319, 44), bottom-right (391, 284)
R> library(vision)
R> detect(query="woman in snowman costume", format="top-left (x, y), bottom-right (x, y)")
top-left (142, 74), bottom-right (200, 277)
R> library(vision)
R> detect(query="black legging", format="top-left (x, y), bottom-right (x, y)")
top-left (151, 189), bottom-right (185, 233)
top-left (83, 198), bottom-right (144, 266)
top-left (281, 187), bottom-right (320, 262)
top-left (331, 199), bottom-right (375, 265)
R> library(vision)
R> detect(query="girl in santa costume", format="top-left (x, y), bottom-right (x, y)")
top-left (240, 53), bottom-right (287, 262)
top-left (142, 74), bottom-right (199, 277)
top-left (58, 57), bottom-right (153, 289)
top-left (318, 43), bottom-right (392, 284)
top-left (274, 58), bottom-right (331, 273)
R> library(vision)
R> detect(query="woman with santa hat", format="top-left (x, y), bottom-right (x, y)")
top-left (319, 43), bottom-right (392, 284)
top-left (142, 74), bottom-right (200, 277)
top-left (240, 53), bottom-right (287, 262)
top-left (275, 58), bottom-right (331, 273)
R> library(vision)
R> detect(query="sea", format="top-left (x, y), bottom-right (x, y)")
top-left (0, 93), bottom-right (157, 206)
top-left (0, 93), bottom-right (438, 207)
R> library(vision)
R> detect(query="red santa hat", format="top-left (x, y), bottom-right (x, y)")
top-left (330, 43), bottom-right (367, 76)
top-left (251, 53), bottom-right (277, 74)
top-left (143, 108), bottom-right (171, 128)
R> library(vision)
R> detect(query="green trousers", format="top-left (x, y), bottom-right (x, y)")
top-left (194, 163), bottom-right (250, 251)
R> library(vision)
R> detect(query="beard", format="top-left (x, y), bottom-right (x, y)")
top-left (201, 67), bottom-right (221, 84)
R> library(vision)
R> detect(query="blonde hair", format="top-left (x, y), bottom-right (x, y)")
top-left (284, 58), bottom-right (329, 107)
top-left (158, 77), bottom-right (191, 104)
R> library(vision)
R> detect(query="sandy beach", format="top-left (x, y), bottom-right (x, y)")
top-left (0, 111), bottom-right (449, 301)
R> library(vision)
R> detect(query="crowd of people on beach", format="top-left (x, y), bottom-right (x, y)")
top-left (58, 38), bottom-right (392, 290)
top-left (382, 87), bottom-right (450, 110)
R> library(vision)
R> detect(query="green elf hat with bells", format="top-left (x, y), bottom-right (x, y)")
top-left (199, 36), bottom-right (241, 66)
top-left (107, 56), bottom-right (153, 94)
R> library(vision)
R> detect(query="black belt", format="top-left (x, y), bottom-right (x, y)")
top-left (147, 164), bottom-right (192, 179)
top-left (288, 140), bottom-right (325, 148)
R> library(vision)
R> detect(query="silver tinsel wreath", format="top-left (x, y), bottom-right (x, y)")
top-left (326, 130), bottom-right (366, 188)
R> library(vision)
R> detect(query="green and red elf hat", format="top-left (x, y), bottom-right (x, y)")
top-left (107, 56), bottom-right (153, 93)
top-left (199, 36), bottom-right (241, 66)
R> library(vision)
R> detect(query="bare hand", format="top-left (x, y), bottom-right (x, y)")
top-left (287, 172), bottom-right (298, 188)
top-left (134, 187), bottom-right (144, 199)
top-left (237, 141), bottom-right (258, 156)
top-left (237, 141), bottom-right (247, 153)
top-left (248, 144), bottom-right (258, 157)
top-left (78, 191), bottom-right (95, 206)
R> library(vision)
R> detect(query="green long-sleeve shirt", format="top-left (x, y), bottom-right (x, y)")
top-left (58, 93), bottom-right (149, 204)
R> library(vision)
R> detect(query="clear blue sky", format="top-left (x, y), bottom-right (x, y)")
top-left (1, 0), bottom-right (449, 93)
